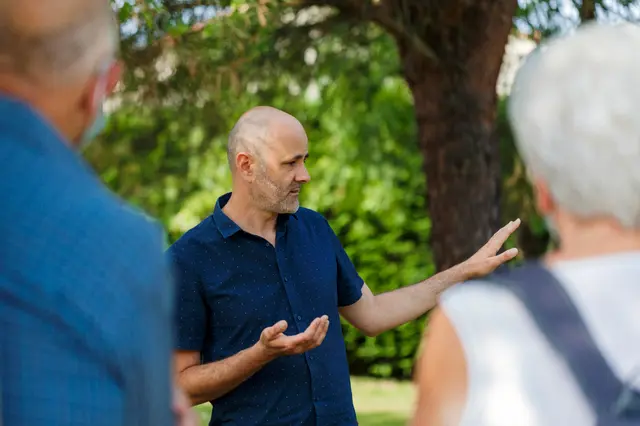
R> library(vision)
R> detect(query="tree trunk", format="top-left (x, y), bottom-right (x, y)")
top-left (580, 0), bottom-right (596, 22)
top-left (397, 0), bottom-right (518, 271)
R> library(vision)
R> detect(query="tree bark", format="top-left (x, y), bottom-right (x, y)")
top-left (397, 0), bottom-right (518, 271)
top-left (580, 0), bottom-right (596, 22)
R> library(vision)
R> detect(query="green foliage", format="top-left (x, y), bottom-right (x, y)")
top-left (97, 0), bottom-right (632, 379)
top-left (89, 16), bottom-right (432, 377)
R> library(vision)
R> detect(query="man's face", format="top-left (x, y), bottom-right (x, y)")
top-left (250, 123), bottom-right (311, 214)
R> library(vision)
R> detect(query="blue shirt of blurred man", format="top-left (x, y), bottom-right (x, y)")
top-left (0, 1), bottom-right (179, 425)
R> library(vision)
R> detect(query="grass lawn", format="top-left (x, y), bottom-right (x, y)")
top-left (194, 376), bottom-right (415, 425)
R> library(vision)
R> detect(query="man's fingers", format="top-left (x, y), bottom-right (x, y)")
top-left (488, 247), bottom-right (519, 268)
top-left (502, 247), bottom-right (519, 260)
top-left (265, 320), bottom-right (288, 340)
top-left (304, 317), bottom-right (321, 338)
top-left (284, 316), bottom-right (328, 352)
top-left (311, 316), bottom-right (329, 345)
top-left (313, 316), bottom-right (329, 346)
top-left (286, 318), bottom-right (320, 347)
top-left (304, 316), bottom-right (328, 351)
top-left (492, 219), bottom-right (521, 244)
top-left (483, 218), bottom-right (521, 254)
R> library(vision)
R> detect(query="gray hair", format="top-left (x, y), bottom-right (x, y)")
top-left (0, 1), bottom-right (118, 85)
top-left (509, 22), bottom-right (640, 229)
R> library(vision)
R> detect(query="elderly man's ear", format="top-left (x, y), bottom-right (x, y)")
top-left (533, 178), bottom-right (556, 216)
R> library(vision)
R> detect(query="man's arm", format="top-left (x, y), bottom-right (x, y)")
top-left (339, 266), bottom-right (466, 337)
top-left (339, 219), bottom-right (520, 336)
top-left (175, 347), bottom-right (273, 406)
top-left (175, 317), bottom-right (329, 405)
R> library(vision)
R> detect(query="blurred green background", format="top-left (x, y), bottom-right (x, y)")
top-left (97, 1), bottom-right (632, 423)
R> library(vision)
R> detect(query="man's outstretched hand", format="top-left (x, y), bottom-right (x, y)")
top-left (255, 316), bottom-right (330, 360)
top-left (460, 218), bottom-right (521, 279)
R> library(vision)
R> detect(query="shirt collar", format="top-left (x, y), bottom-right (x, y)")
top-left (212, 192), bottom-right (298, 239)
top-left (212, 193), bottom-right (242, 238)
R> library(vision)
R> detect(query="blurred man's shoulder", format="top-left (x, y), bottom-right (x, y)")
top-left (86, 193), bottom-right (167, 270)
top-left (65, 193), bottom-right (172, 337)
top-left (2, 183), bottom-right (171, 362)
top-left (33, 182), bottom-right (170, 306)
top-left (166, 214), bottom-right (216, 257)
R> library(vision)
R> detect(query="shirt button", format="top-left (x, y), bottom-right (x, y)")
top-left (297, 315), bottom-right (302, 320)
top-left (284, 277), bottom-right (288, 282)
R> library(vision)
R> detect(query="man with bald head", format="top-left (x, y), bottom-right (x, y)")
top-left (0, 1), bottom-right (181, 425)
top-left (168, 106), bottom-right (520, 425)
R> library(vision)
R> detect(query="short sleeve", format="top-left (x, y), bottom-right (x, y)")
top-left (166, 243), bottom-right (207, 351)
top-left (324, 219), bottom-right (364, 307)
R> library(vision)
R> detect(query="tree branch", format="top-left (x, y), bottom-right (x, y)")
top-left (297, 0), bottom-right (439, 63)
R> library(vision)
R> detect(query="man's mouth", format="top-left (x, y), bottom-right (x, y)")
top-left (289, 188), bottom-right (301, 194)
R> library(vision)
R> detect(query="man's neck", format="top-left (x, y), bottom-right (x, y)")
top-left (0, 79), bottom-right (77, 147)
top-left (222, 191), bottom-right (278, 238)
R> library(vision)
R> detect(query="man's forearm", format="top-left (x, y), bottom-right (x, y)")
top-left (178, 343), bottom-right (274, 405)
top-left (369, 264), bottom-right (468, 335)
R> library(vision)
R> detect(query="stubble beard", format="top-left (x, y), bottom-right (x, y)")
top-left (253, 169), bottom-right (300, 214)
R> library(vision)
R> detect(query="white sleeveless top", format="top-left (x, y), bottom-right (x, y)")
top-left (440, 252), bottom-right (640, 426)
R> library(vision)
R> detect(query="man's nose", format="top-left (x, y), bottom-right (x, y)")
top-left (296, 165), bottom-right (311, 183)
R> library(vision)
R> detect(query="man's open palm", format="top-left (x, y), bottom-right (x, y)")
top-left (258, 316), bottom-right (330, 358)
top-left (463, 218), bottom-right (521, 279)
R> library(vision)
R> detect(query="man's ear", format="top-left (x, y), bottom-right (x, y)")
top-left (83, 61), bottom-right (119, 113)
top-left (236, 152), bottom-right (255, 182)
top-left (78, 74), bottom-right (103, 120)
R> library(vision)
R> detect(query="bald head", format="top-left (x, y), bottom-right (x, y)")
top-left (227, 106), bottom-right (306, 171)
top-left (227, 106), bottom-right (311, 214)
top-left (0, 0), bottom-right (117, 86)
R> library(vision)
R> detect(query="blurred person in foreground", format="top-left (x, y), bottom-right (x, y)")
top-left (411, 22), bottom-right (640, 426)
top-left (0, 0), bottom-right (195, 425)
top-left (167, 105), bottom-right (520, 426)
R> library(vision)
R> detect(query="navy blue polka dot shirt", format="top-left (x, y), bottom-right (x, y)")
top-left (167, 192), bottom-right (364, 426)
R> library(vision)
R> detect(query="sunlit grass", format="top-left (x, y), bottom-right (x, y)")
top-left (194, 376), bottom-right (415, 425)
